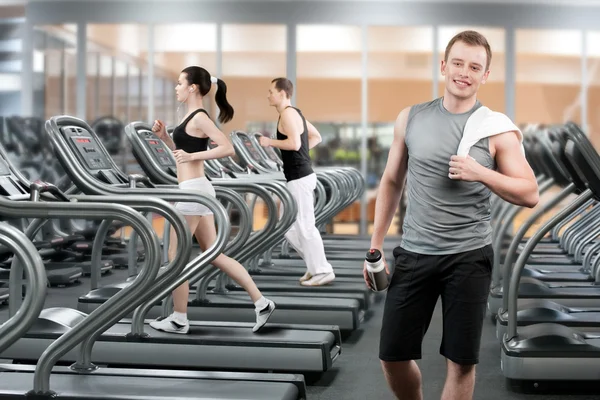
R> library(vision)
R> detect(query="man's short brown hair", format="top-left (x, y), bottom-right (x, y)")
top-left (272, 77), bottom-right (293, 99)
top-left (444, 30), bottom-right (492, 71)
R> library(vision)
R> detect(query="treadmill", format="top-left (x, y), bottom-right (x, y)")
top-left (0, 172), bottom-right (338, 377)
top-left (494, 127), bottom-right (600, 338)
top-left (125, 122), bottom-right (375, 310)
top-left (501, 122), bottom-right (600, 382)
top-left (229, 131), bottom-right (384, 262)
top-left (4, 182), bottom-right (342, 373)
top-left (488, 127), bottom-right (600, 317)
top-left (45, 115), bottom-right (362, 332)
top-left (237, 132), bottom-right (395, 274)
top-left (248, 131), bottom-right (402, 245)
top-left (0, 187), bottom-right (305, 400)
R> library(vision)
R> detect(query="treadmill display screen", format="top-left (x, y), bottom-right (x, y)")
top-left (265, 147), bottom-right (280, 163)
top-left (240, 136), bottom-right (261, 160)
top-left (145, 138), bottom-right (175, 167)
top-left (68, 136), bottom-right (111, 170)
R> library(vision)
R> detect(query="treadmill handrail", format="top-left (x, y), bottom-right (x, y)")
top-left (491, 178), bottom-right (555, 287)
top-left (250, 131), bottom-right (283, 167)
top-left (122, 125), bottom-right (269, 288)
top-left (315, 172), bottom-right (342, 225)
top-left (194, 180), bottom-right (296, 301)
top-left (0, 193), bottom-right (161, 395)
top-left (506, 189), bottom-right (594, 341)
top-left (500, 183), bottom-right (577, 313)
top-left (560, 203), bottom-right (600, 251)
top-left (124, 121), bottom-right (178, 185)
top-left (44, 115), bottom-right (232, 336)
top-left (230, 131), bottom-right (274, 174)
top-left (188, 185), bottom-right (253, 296)
top-left (0, 223), bottom-right (47, 353)
top-left (140, 185), bottom-right (253, 325)
top-left (124, 123), bottom-right (267, 262)
top-left (572, 223), bottom-right (600, 264)
top-left (64, 194), bottom-right (192, 348)
top-left (122, 124), bottom-right (303, 295)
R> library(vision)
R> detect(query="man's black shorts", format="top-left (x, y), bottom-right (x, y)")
top-left (379, 244), bottom-right (493, 365)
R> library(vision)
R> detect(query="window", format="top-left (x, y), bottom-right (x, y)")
top-left (516, 29), bottom-right (582, 126)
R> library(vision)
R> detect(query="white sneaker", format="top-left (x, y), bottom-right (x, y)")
top-left (301, 271), bottom-right (336, 286)
top-left (253, 299), bottom-right (276, 333)
top-left (299, 271), bottom-right (312, 283)
top-left (149, 314), bottom-right (189, 334)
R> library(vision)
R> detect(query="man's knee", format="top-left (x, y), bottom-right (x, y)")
top-left (446, 359), bottom-right (476, 378)
top-left (381, 360), bottom-right (415, 379)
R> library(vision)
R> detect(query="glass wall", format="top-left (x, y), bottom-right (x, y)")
top-left (98, 54), bottom-right (113, 117)
top-left (516, 29), bottom-right (582, 127)
top-left (153, 23), bottom-right (217, 127)
top-left (367, 26), bottom-right (433, 234)
top-left (22, 18), bottom-right (599, 235)
top-left (113, 59), bottom-right (128, 122)
top-left (438, 26), bottom-right (506, 112)
top-left (222, 24), bottom-right (286, 135)
top-left (86, 24), bottom-right (148, 125)
top-left (297, 25), bottom-right (362, 233)
top-left (587, 31), bottom-right (600, 149)
top-left (32, 24), bottom-right (77, 120)
top-left (86, 51), bottom-right (98, 121)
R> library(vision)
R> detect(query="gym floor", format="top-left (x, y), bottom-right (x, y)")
top-left (1, 267), bottom-right (599, 400)
top-left (308, 299), bottom-right (600, 400)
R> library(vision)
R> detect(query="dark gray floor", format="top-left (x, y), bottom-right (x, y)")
top-left (306, 295), bottom-right (600, 400)
top-left (2, 267), bottom-right (600, 400)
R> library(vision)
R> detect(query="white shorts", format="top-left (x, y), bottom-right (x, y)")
top-left (175, 177), bottom-right (216, 216)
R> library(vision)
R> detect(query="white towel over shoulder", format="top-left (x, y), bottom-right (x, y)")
top-left (456, 106), bottom-right (523, 157)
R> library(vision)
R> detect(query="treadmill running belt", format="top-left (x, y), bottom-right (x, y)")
top-left (0, 370), bottom-right (300, 400)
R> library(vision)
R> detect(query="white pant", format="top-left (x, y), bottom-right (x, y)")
top-left (280, 173), bottom-right (333, 275)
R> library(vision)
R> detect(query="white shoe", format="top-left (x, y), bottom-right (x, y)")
top-left (149, 314), bottom-right (189, 334)
top-left (301, 271), bottom-right (336, 286)
top-left (299, 271), bottom-right (312, 283)
top-left (253, 299), bottom-right (276, 333)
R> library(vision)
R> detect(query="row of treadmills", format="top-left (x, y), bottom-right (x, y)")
top-left (0, 114), bottom-right (391, 399)
top-left (488, 121), bottom-right (600, 388)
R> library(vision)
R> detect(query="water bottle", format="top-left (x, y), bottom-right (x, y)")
top-left (365, 248), bottom-right (389, 292)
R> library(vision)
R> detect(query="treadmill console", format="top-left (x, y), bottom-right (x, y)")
top-left (141, 133), bottom-right (175, 167)
top-left (138, 130), bottom-right (177, 177)
top-left (238, 134), bottom-right (262, 162)
top-left (62, 127), bottom-right (111, 170)
top-left (264, 146), bottom-right (281, 163)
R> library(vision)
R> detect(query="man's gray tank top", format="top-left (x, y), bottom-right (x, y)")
top-left (401, 97), bottom-right (496, 255)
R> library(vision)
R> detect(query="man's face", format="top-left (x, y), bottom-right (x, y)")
top-left (441, 41), bottom-right (490, 100)
top-left (268, 83), bottom-right (285, 107)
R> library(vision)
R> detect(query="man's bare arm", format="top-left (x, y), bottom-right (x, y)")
top-left (306, 121), bottom-right (322, 149)
top-left (370, 107), bottom-right (411, 250)
top-left (482, 132), bottom-right (539, 207)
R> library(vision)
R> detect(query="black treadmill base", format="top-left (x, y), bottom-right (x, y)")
top-left (506, 378), bottom-right (600, 395)
top-left (0, 365), bottom-right (304, 400)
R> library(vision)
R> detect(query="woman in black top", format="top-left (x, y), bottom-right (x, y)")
top-left (150, 66), bottom-right (275, 334)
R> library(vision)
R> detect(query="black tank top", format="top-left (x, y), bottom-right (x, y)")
top-left (172, 109), bottom-right (209, 153)
top-left (277, 106), bottom-right (313, 182)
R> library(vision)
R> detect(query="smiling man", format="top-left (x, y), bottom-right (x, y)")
top-left (366, 31), bottom-right (539, 400)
